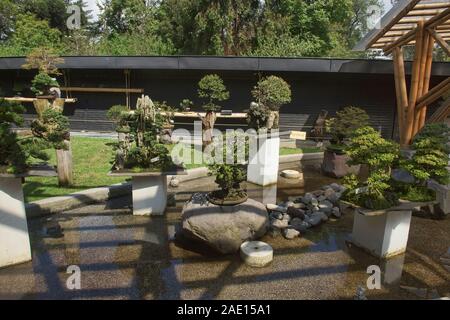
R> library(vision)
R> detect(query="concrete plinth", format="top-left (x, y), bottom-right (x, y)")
top-left (0, 177), bottom-right (32, 268)
top-left (352, 210), bottom-right (412, 259)
top-left (427, 180), bottom-right (450, 215)
top-left (248, 137), bottom-right (280, 186)
top-left (132, 176), bottom-right (168, 216)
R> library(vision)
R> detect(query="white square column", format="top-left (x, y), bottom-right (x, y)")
top-left (352, 210), bottom-right (412, 259)
top-left (0, 177), bottom-right (32, 268)
top-left (132, 175), bottom-right (168, 216)
top-left (247, 137), bottom-right (280, 186)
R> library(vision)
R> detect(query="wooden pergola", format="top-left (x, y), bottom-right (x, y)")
top-left (354, 0), bottom-right (450, 147)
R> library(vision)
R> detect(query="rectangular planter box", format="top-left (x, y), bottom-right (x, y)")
top-left (343, 200), bottom-right (433, 259)
top-left (0, 166), bottom-right (56, 268)
top-left (109, 168), bottom-right (185, 216)
top-left (247, 137), bottom-right (280, 186)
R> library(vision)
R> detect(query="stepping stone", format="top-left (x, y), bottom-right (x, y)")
top-left (280, 170), bottom-right (302, 179)
top-left (240, 241), bottom-right (273, 267)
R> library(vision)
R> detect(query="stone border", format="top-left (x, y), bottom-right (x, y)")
top-left (26, 152), bottom-right (324, 218)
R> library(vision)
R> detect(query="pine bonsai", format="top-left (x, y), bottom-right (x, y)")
top-left (0, 99), bottom-right (49, 174)
top-left (342, 126), bottom-right (400, 210)
top-left (325, 106), bottom-right (370, 154)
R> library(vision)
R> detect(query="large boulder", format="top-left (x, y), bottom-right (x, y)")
top-left (180, 194), bottom-right (269, 254)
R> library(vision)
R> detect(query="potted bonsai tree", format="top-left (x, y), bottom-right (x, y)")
top-left (207, 132), bottom-right (248, 206)
top-left (0, 98), bottom-right (56, 268)
top-left (340, 126), bottom-right (437, 258)
top-left (247, 75), bottom-right (291, 186)
top-left (399, 123), bottom-right (450, 215)
top-left (197, 74), bottom-right (230, 148)
top-left (322, 106), bottom-right (369, 178)
top-left (22, 47), bottom-right (73, 186)
top-left (108, 95), bottom-right (184, 216)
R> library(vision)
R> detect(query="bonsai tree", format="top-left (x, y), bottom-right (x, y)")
top-left (23, 48), bottom-right (73, 186)
top-left (250, 76), bottom-right (291, 130)
top-left (112, 95), bottom-right (177, 172)
top-left (208, 132), bottom-right (248, 204)
top-left (197, 74), bottom-right (229, 147)
top-left (325, 106), bottom-right (370, 154)
top-left (246, 102), bottom-right (271, 131)
top-left (179, 99), bottom-right (193, 112)
top-left (0, 99), bottom-right (49, 174)
top-left (397, 123), bottom-right (450, 202)
top-left (342, 126), bottom-right (400, 210)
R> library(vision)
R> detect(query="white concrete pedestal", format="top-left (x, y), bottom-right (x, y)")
top-left (0, 177), bottom-right (32, 268)
top-left (427, 180), bottom-right (450, 215)
top-left (132, 176), bottom-right (167, 216)
top-left (352, 209), bottom-right (412, 259)
top-left (247, 137), bottom-right (280, 186)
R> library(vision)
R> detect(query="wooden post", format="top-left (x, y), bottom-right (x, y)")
top-left (393, 47), bottom-right (409, 147)
top-left (406, 20), bottom-right (425, 145)
top-left (418, 32), bottom-right (435, 131)
top-left (56, 139), bottom-right (74, 187)
top-left (413, 30), bottom-right (430, 136)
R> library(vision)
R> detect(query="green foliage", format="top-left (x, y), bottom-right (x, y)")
top-left (179, 99), bottom-right (193, 111)
top-left (198, 74), bottom-right (230, 112)
top-left (342, 126), bottom-right (400, 210)
top-left (31, 108), bottom-right (69, 150)
top-left (208, 132), bottom-right (248, 200)
top-left (325, 106), bottom-right (370, 146)
top-left (246, 103), bottom-right (271, 131)
top-left (346, 126), bottom-right (399, 171)
top-left (107, 105), bottom-right (128, 122)
top-left (22, 47), bottom-right (64, 74)
top-left (30, 72), bottom-right (59, 96)
top-left (0, 14), bottom-right (62, 56)
top-left (401, 124), bottom-right (450, 185)
top-left (111, 97), bottom-right (176, 171)
top-left (0, 99), bottom-right (49, 173)
top-left (251, 76), bottom-right (291, 111)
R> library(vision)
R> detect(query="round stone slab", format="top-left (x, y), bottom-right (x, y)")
top-left (240, 241), bottom-right (273, 267)
top-left (281, 170), bottom-right (302, 179)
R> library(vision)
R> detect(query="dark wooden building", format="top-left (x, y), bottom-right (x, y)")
top-left (0, 56), bottom-right (449, 138)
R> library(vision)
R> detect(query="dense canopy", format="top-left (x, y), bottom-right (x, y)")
top-left (0, 0), bottom-right (385, 58)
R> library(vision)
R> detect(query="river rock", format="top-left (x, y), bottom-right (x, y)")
top-left (332, 207), bottom-right (341, 218)
top-left (270, 212), bottom-right (284, 220)
top-left (181, 197), bottom-right (269, 254)
top-left (392, 168), bottom-right (416, 184)
top-left (287, 207), bottom-right (306, 219)
top-left (330, 183), bottom-right (343, 192)
top-left (169, 177), bottom-right (180, 188)
top-left (307, 214), bottom-right (323, 227)
top-left (282, 228), bottom-right (301, 240)
top-left (311, 198), bottom-right (319, 206)
top-left (266, 204), bottom-right (287, 213)
top-left (271, 218), bottom-right (289, 229)
top-left (291, 219), bottom-right (311, 232)
top-left (319, 200), bottom-right (333, 213)
top-left (281, 170), bottom-right (302, 179)
top-left (302, 193), bottom-right (314, 204)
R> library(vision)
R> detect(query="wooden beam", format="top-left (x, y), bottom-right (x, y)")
top-left (405, 20), bottom-right (425, 145)
top-left (366, 0), bottom-right (422, 49)
top-left (416, 78), bottom-right (450, 110)
top-left (3, 97), bottom-right (77, 103)
top-left (393, 47), bottom-right (409, 146)
top-left (414, 3), bottom-right (450, 11)
top-left (59, 87), bottom-right (144, 94)
top-left (428, 95), bottom-right (450, 123)
top-left (429, 28), bottom-right (450, 55)
top-left (418, 33), bottom-right (436, 130)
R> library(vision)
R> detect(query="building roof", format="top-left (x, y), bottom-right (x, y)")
top-left (0, 56), bottom-right (449, 76)
top-left (354, 0), bottom-right (450, 52)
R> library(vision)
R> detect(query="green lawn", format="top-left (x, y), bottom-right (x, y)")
top-left (24, 137), bottom-right (321, 202)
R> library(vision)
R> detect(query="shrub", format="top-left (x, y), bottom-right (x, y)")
top-left (0, 99), bottom-right (49, 173)
top-left (198, 74), bottom-right (229, 112)
top-left (179, 99), bottom-right (193, 111)
top-left (251, 76), bottom-right (291, 111)
top-left (246, 102), bottom-right (271, 131)
top-left (325, 106), bottom-right (370, 146)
